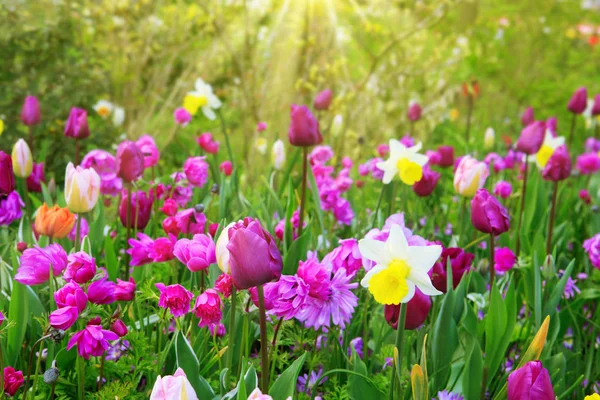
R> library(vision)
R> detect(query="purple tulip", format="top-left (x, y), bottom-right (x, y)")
top-left (507, 361), bottom-right (555, 400)
top-left (0, 152), bottom-right (15, 198)
top-left (118, 189), bottom-right (153, 230)
top-left (314, 89), bottom-right (332, 110)
top-left (437, 145), bottom-right (455, 167)
top-left (567, 87), bottom-right (588, 114)
top-left (67, 324), bottom-right (119, 359)
top-left (494, 181), bottom-right (512, 199)
top-left (412, 166), bottom-right (440, 197)
top-left (21, 96), bottom-right (41, 126)
top-left (115, 141), bottom-right (145, 183)
top-left (592, 94), bottom-right (600, 116)
top-left (26, 162), bottom-right (45, 193)
top-left (471, 189), bottom-right (510, 236)
top-left (226, 217), bottom-right (283, 289)
top-left (384, 288), bottom-right (431, 330)
top-left (110, 319), bottom-right (128, 337)
top-left (49, 306), bottom-right (79, 330)
top-left (64, 107), bottom-right (90, 139)
top-left (288, 105), bottom-right (323, 147)
top-left (542, 146), bottom-right (572, 182)
top-left (520, 106), bottom-right (535, 126)
top-left (546, 117), bottom-right (557, 136)
top-left (64, 251), bottom-right (97, 284)
top-left (429, 247), bottom-right (474, 292)
top-left (516, 121), bottom-right (545, 155)
top-left (407, 102), bottom-right (422, 122)
top-left (173, 234), bottom-right (216, 272)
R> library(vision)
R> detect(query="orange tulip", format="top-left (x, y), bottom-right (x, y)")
top-left (34, 204), bottom-right (76, 239)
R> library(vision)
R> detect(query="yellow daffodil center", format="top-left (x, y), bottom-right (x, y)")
top-left (368, 259), bottom-right (411, 305)
top-left (536, 144), bottom-right (554, 168)
top-left (97, 106), bottom-right (111, 118)
top-left (184, 94), bottom-right (208, 115)
top-left (396, 158), bottom-right (423, 185)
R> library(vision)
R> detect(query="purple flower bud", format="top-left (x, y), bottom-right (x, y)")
top-left (494, 181), bottom-right (513, 199)
top-left (592, 94), bottom-right (600, 116)
top-left (115, 141), bottom-right (144, 183)
top-left (407, 102), bottom-right (422, 122)
top-left (567, 87), bottom-right (588, 114)
top-left (507, 361), bottom-right (555, 400)
top-left (516, 121), bottom-right (545, 155)
top-left (64, 108), bottom-right (90, 139)
top-left (21, 96), bottom-right (41, 126)
top-left (429, 247), bottom-right (474, 292)
top-left (314, 89), bottom-right (332, 110)
top-left (412, 166), bottom-right (440, 197)
top-left (288, 105), bottom-right (323, 147)
top-left (226, 217), bottom-right (283, 289)
top-left (471, 189), bottom-right (510, 236)
top-left (110, 319), bottom-right (128, 337)
top-left (520, 106), bottom-right (535, 126)
top-left (118, 189), bottom-right (153, 230)
top-left (384, 288), bottom-right (431, 330)
top-left (542, 146), bottom-right (571, 182)
top-left (0, 152), bottom-right (15, 198)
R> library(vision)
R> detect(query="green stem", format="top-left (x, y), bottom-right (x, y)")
top-left (226, 286), bottom-right (237, 386)
top-left (515, 156), bottom-right (529, 257)
top-left (567, 113), bottom-right (576, 147)
top-left (489, 233), bottom-right (496, 296)
top-left (125, 183), bottom-right (132, 279)
top-left (257, 285), bottom-right (270, 393)
top-left (371, 183), bottom-right (386, 230)
top-left (546, 181), bottom-right (559, 256)
top-left (76, 355), bottom-right (85, 400)
top-left (30, 343), bottom-right (44, 400)
top-left (75, 213), bottom-right (82, 251)
top-left (217, 110), bottom-right (235, 167)
top-left (394, 303), bottom-right (407, 399)
top-left (297, 147), bottom-right (309, 238)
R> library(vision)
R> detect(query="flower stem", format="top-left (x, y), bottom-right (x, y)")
top-left (489, 233), bottom-right (496, 295)
top-left (75, 214), bottom-right (82, 251)
top-left (257, 285), bottom-right (270, 393)
top-left (568, 113), bottom-right (577, 147)
top-left (465, 95), bottom-right (473, 147)
top-left (297, 147), bottom-right (309, 238)
top-left (371, 183), bottom-right (386, 230)
top-left (125, 183), bottom-right (132, 279)
top-left (515, 155), bottom-right (529, 257)
top-left (22, 335), bottom-right (48, 400)
top-left (76, 355), bottom-right (85, 400)
top-left (546, 181), bottom-right (559, 255)
top-left (75, 139), bottom-right (80, 166)
top-left (217, 110), bottom-right (235, 167)
top-left (226, 286), bottom-right (237, 386)
top-left (389, 302), bottom-right (407, 399)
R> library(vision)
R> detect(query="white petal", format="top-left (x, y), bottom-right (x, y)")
top-left (202, 106), bottom-right (216, 121)
top-left (411, 153), bottom-right (429, 166)
top-left (360, 264), bottom-right (387, 288)
top-left (358, 239), bottom-right (390, 265)
top-left (386, 225), bottom-right (409, 259)
top-left (409, 270), bottom-right (443, 296)
top-left (400, 281), bottom-right (416, 303)
top-left (407, 245), bottom-right (442, 272)
top-left (549, 136), bottom-right (565, 149)
top-left (409, 142), bottom-right (423, 153)
top-left (389, 139), bottom-right (406, 155)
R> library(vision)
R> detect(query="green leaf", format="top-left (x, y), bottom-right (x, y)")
top-left (104, 236), bottom-right (119, 281)
top-left (462, 341), bottom-right (483, 400)
top-left (431, 290), bottom-right (459, 391)
top-left (175, 331), bottom-right (216, 399)
top-left (307, 165), bottom-right (326, 235)
top-left (542, 260), bottom-right (575, 317)
top-left (89, 200), bottom-right (106, 256)
top-left (282, 224), bottom-right (311, 275)
top-left (348, 349), bottom-right (385, 399)
top-left (6, 250), bottom-right (29, 366)
top-left (41, 182), bottom-right (53, 206)
top-left (269, 352), bottom-right (307, 400)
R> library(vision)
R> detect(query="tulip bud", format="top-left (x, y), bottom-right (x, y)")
top-left (0, 151), bottom-right (15, 197)
top-left (110, 319), bottom-right (128, 337)
top-left (64, 107), bottom-right (90, 139)
top-left (173, 107), bottom-right (192, 127)
top-left (226, 217), bottom-right (282, 289)
top-left (384, 288), bottom-right (431, 330)
top-left (314, 89), bottom-right (333, 110)
top-left (520, 106), bottom-right (535, 126)
top-left (592, 94), bottom-right (600, 116)
top-left (516, 121), bottom-right (545, 155)
top-left (136, 134), bottom-right (160, 168)
top-left (21, 95), bottom-right (41, 126)
top-left (11, 139), bottom-right (33, 178)
top-left (453, 156), bottom-right (489, 197)
top-left (272, 140), bottom-right (285, 171)
top-left (567, 86), bottom-right (588, 114)
top-left (257, 121), bottom-right (267, 132)
top-left (542, 146), bottom-right (571, 182)
top-left (412, 167), bottom-right (440, 197)
top-left (35, 204), bottom-right (76, 239)
top-left (471, 189), bottom-right (510, 236)
top-left (288, 105), bottom-right (323, 147)
top-left (493, 181), bottom-right (512, 199)
top-left (118, 190), bottom-right (153, 230)
top-left (407, 102), bottom-right (422, 122)
top-left (484, 127), bottom-right (495, 149)
top-left (115, 141), bottom-right (144, 183)
top-left (215, 222), bottom-right (234, 273)
top-left (219, 160), bottom-right (233, 176)
top-left (26, 162), bottom-right (45, 193)
top-left (437, 146), bottom-right (455, 167)
top-left (49, 306), bottom-right (79, 330)
top-left (507, 361), bottom-right (554, 400)
top-left (64, 163), bottom-right (101, 213)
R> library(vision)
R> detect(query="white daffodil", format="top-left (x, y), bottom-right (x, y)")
top-left (93, 100), bottom-right (113, 118)
top-left (183, 78), bottom-right (222, 120)
top-left (533, 130), bottom-right (565, 169)
top-left (359, 224), bottom-right (442, 305)
top-left (272, 139), bottom-right (285, 170)
top-left (376, 139), bottom-right (429, 185)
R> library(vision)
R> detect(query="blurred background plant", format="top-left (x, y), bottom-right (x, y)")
top-left (0, 0), bottom-right (599, 181)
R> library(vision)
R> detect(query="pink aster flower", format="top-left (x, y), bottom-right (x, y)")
top-left (49, 306), bottom-right (79, 330)
top-left (67, 324), bottom-right (119, 359)
top-left (15, 244), bottom-right (68, 285)
top-left (149, 234), bottom-right (177, 263)
top-left (156, 283), bottom-right (194, 317)
top-left (193, 289), bottom-right (222, 328)
top-left (297, 257), bottom-right (331, 301)
top-left (127, 233), bottom-right (154, 267)
top-left (269, 275), bottom-right (310, 320)
top-left (54, 282), bottom-right (88, 312)
top-left (494, 247), bottom-right (517, 273)
top-left (214, 273), bottom-right (232, 298)
top-left (583, 233), bottom-right (600, 269)
top-left (115, 277), bottom-right (136, 301)
top-left (183, 156), bottom-right (209, 187)
top-left (174, 234), bottom-right (216, 272)
top-left (322, 238), bottom-right (363, 277)
top-left (63, 252), bottom-right (97, 284)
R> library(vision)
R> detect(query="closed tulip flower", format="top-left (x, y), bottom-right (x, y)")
top-left (11, 139), bottom-right (33, 178)
top-left (384, 288), bottom-right (431, 330)
top-left (20, 95), bottom-right (41, 126)
top-left (64, 107), bottom-right (90, 139)
top-left (516, 121), bottom-right (545, 155)
top-left (542, 146), bottom-right (571, 182)
top-left (0, 151), bottom-right (15, 197)
top-left (314, 89), bottom-right (333, 110)
top-left (116, 141), bottom-right (145, 182)
top-left (64, 163), bottom-right (101, 213)
top-left (150, 368), bottom-right (198, 400)
top-left (412, 166), bottom-right (440, 197)
top-left (437, 145), bottom-right (455, 167)
top-left (215, 222), bottom-right (235, 274)
top-left (471, 189), bottom-right (510, 236)
top-left (407, 102), bottom-right (422, 122)
top-left (34, 204), bottom-right (76, 239)
top-left (288, 104), bottom-right (323, 147)
top-left (592, 94), bottom-right (600, 116)
top-left (507, 361), bottom-right (555, 400)
top-left (521, 106), bottom-right (535, 126)
top-left (454, 156), bottom-right (489, 197)
top-left (174, 234), bottom-right (216, 272)
top-left (136, 134), bottom-right (160, 168)
top-left (429, 247), bottom-right (474, 292)
top-left (567, 86), bottom-right (588, 114)
top-left (484, 127), bottom-right (495, 149)
top-left (119, 190), bottom-right (153, 230)
top-left (49, 306), bottom-right (79, 330)
top-left (272, 140), bottom-right (286, 170)
top-left (226, 217), bottom-right (283, 289)
top-left (26, 162), bottom-right (45, 193)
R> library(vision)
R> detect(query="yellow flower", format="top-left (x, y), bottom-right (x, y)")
top-left (377, 139), bottom-right (429, 185)
top-left (93, 100), bottom-right (113, 118)
top-left (585, 394), bottom-right (600, 400)
top-left (534, 131), bottom-right (565, 169)
top-left (183, 94), bottom-right (207, 116)
top-left (0, 119), bottom-right (4, 136)
top-left (11, 139), bottom-right (33, 178)
top-left (565, 28), bottom-right (576, 39)
top-left (449, 108), bottom-right (460, 121)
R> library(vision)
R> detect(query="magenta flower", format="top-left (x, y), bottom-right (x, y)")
top-left (495, 247), bottom-right (516, 273)
top-left (575, 152), bottom-right (600, 175)
top-left (516, 121), bottom-right (545, 155)
top-left (88, 272), bottom-right (116, 305)
top-left (67, 324), bottom-right (119, 359)
top-left (15, 244), bottom-right (68, 285)
top-left (161, 198), bottom-right (179, 216)
top-left (174, 107), bottom-right (192, 127)
top-left (412, 166), bottom-right (440, 197)
top-left (314, 89), bottom-right (333, 110)
top-left (214, 273), bottom-right (232, 298)
top-left (119, 189), bottom-right (154, 230)
top-left (209, 323), bottom-right (226, 337)
top-left (270, 275), bottom-right (310, 320)
top-left (0, 151), bottom-right (15, 197)
top-left (21, 95), bottom-right (41, 126)
top-left (67, 215), bottom-right (89, 242)
top-left (174, 234), bottom-right (216, 272)
top-left (196, 133), bottom-right (220, 154)
top-left (494, 181), bottom-right (513, 199)
top-left (4, 366), bottom-right (24, 397)
top-left (183, 156), bottom-right (209, 187)
top-left (220, 160), bottom-right (233, 176)
top-left (288, 105), bottom-right (323, 147)
top-left (81, 150), bottom-right (122, 196)
top-left (110, 319), bottom-right (128, 337)
top-left (49, 306), bottom-right (79, 330)
top-left (297, 257), bottom-right (330, 301)
top-left (149, 234), bottom-right (177, 263)
top-left (64, 107), bottom-right (90, 139)
top-left (407, 102), bottom-right (422, 122)
top-left (156, 283), bottom-right (194, 317)
top-left (26, 162), bottom-right (45, 193)
top-left (507, 361), bottom-right (555, 400)
top-left (521, 106), bottom-right (535, 126)
top-left (116, 141), bottom-right (145, 183)
top-left (430, 247), bottom-right (474, 292)
top-left (193, 289), bottom-right (222, 328)
top-left (54, 282), bottom-right (88, 312)
top-left (174, 208), bottom-right (207, 236)
top-left (64, 252), bottom-right (97, 284)
top-left (580, 189), bottom-right (592, 204)
top-left (542, 146), bottom-right (571, 182)
top-left (226, 217), bottom-right (283, 289)
top-left (437, 145), bottom-right (455, 167)
top-left (592, 94), bottom-right (600, 116)
top-left (127, 233), bottom-right (154, 267)
top-left (257, 122), bottom-right (267, 132)
top-left (567, 86), bottom-right (588, 114)
top-left (583, 233), bottom-right (600, 269)
top-left (322, 238), bottom-right (363, 277)
top-left (136, 134), bottom-right (160, 168)
top-left (115, 277), bottom-right (136, 301)
top-left (0, 191), bottom-right (24, 226)
top-left (385, 288), bottom-right (431, 330)
top-left (471, 189), bottom-right (510, 236)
